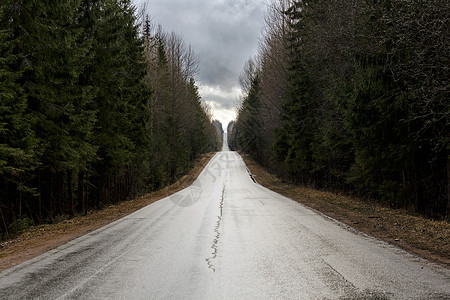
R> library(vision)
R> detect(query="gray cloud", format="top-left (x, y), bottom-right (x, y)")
top-left (204, 92), bottom-right (236, 110)
top-left (137, 0), bottom-right (265, 93)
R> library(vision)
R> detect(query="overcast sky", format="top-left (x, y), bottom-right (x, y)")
top-left (135, 0), bottom-right (267, 129)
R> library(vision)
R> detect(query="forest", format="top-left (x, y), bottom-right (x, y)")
top-left (229, 0), bottom-right (449, 219)
top-left (0, 0), bottom-right (221, 235)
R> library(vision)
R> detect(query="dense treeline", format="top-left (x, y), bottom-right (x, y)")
top-left (142, 21), bottom-right (221, 188)
top-left (0, 0), bottom-right (221, 235)
top-left (229, 0), bottom-right (449, 218)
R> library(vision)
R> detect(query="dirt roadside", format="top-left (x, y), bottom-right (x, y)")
top-left (0, 152), bottom-right (216, 272)
top-left (241, 153), bottom-right (449, 267)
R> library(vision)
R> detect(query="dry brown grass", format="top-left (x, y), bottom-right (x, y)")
top-left (0, 152), bottom-right (216, 271)
top-left (242, 153), bottom-right (450, 267)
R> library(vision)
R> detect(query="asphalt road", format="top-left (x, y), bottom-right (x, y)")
top-left (1, 138), bottom-right (449, 299)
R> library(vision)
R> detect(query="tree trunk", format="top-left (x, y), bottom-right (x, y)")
top-left (68, 170), bottom-right (74, 218)
top-left (447, 155), bottom-right (450, 220)
top-left (49, 172), bottom-right (54, 218)
top-left (38, 171), bottom-right (42, 224)
top-left (78, 171), bottom-right (85, 216)
top-left (57, 172), bottom-right (64, 216)
top-left (18, 178), bottom-right (22, 218)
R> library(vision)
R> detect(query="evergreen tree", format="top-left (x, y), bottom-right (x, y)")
top-left (88, 0), bottom-right (150, 204)
top-left (237, 74), bottom-right (265, 162)
top-left (242, 0), bottom-right (448, 217)
top-left (0, 5), bottom-right (38, 225)
top-left (273, 1), bottom-right (316, 184)
top-left (20, 0), bottom-right (98, 217)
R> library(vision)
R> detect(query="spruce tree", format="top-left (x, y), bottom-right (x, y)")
top-left (88, 0), bottom-right (150, 204)
top-left (273, 1), bottom-right (316, 184)
top-left (21, 0), bottom-right (97, 216)
top-left (0, 5), bottom-right (38, 224)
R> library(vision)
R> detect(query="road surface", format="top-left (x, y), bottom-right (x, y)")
top-left (0, 137), bottom-right (449, 299)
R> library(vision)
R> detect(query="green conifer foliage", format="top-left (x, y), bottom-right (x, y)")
top-left (0, 1), bottom-right (220, 233)
top-left (0, 6), bottom-right (38, 225)
top-left (231, 0), bottom-right (448, 218)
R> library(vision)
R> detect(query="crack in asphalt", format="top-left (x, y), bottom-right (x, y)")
top-left (206, 184), bottom-right (225, 272)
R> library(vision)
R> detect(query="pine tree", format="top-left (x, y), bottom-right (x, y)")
top-left (88, 0), bottom-right (150, 204)
top-left (273, 1), bottom-right (316, 184)
top-left (0, 5), bottom-right (38, 225)
top-left (237, 74), bottom-right (264, 162)
top-left (19, 0), bottom-right (98, 217)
